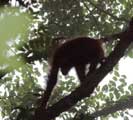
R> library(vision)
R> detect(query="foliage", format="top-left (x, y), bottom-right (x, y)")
top-left (0, 7), bottom-right (31, 69)
top-left (0, 0), bottom-right (133, 120)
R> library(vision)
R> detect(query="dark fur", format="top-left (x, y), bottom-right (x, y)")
top-left (42, 37), bottom-right (104, 108)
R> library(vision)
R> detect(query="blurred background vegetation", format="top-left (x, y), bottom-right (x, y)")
top-left (0, 0), bottom-right (133, 120)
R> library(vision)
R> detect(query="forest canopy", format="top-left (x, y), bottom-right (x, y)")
top-left (0, 0), bottom-right (133, 120)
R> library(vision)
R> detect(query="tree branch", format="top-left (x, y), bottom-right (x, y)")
top-left (90, 95), bottom-right (133, 118)
top-left (86, 0), bottom-right (128, 22)
top-left (0, 0), bottom-right (9, 6)
top-left (74, 95), bottom-right (133, 119)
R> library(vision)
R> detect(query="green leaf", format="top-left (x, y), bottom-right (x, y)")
top-left (0, 7), bottom-right (32, 68)
top-left (119, 78), bottom-right (125, 83)
top-left (114, 70), bottom-right (120, 77)
top-left (128, 50), bottom-right (133, 58)
top-left (128, 84), bottom-right (133, 92)
top-left (114, 89), bottom-right (120, 99)
top-left (121, 75), bottom-right (127, 79)
top-left (102, 85), bottom-right (108, 92)
top-left (112, 76), bottom-right (118, 81)
top-left (109, 81), bottom-right (116, 87)
top-left (124, 116), bottom-right (129, 120)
